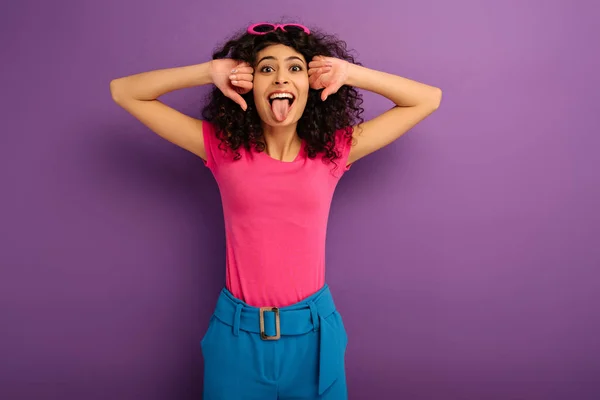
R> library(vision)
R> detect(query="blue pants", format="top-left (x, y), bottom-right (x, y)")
top-left (200, 284), bottom-right (348, 399)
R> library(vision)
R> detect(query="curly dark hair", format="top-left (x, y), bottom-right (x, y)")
top-left (201, 21), bottom-right (364, 169)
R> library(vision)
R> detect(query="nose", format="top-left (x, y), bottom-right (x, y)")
top-left (275, 69), bottom-right (289, 85)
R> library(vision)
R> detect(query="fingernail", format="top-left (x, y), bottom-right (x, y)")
top-left (229, 74), bottom-right (237, 80)
top-left (232, 80), bottom-right (238, 85)
top-left (231, 69), bottom-right (237, 73)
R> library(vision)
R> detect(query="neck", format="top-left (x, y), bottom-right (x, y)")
top-left (261, 123), bottom-right (302, 161)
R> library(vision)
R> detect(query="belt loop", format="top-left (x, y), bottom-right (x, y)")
top-left (232, 303), bottom-right (243, 336)
top-left (308, 300), bottom-right (319, 332)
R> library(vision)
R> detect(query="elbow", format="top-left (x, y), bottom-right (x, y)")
top-left (109, 79), bottom-right (120, 103)
top-left (109, 78), bottom-right (126, 104)
top-left (417, 87), bottom-right (442, 111)
top-left (430, 87), bottom-right (442, 110)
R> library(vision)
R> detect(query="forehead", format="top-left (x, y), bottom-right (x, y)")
top-left (256, 44), bottom-right (306, 63)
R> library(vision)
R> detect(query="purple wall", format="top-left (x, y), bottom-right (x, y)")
top-left (2, 0), bottom-right (599, 399)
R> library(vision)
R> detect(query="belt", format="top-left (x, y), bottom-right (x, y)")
top-left (212, 284), bottom-right (344, 395)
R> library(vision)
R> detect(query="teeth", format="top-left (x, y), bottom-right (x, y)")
top-left (269, 93), bottom-right (294, 100)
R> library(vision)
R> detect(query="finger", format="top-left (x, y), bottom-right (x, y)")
top-left (308, 60), bottom-right (332, 69)
top-left (235, 62), bottom-right (253, 69)
top-left (308, 74), bottom-right (322, 88)
top-left (234, 86), bottom-right (251, 95)
top-left (231, 80), bottom-right (253, 90)
top-left (308, 69), bottom-right (321, 81)
top-left (308, 66), bottom-right (331, 76)
top-left (308, 69), bottom-right (330, 81)
top-left (229, 73), bottom-right (254, 82)
top-left (321, 84), bottom-right (338, 101)
top-left (231, 66), bottom-right (254, 75)
top-left (309, 58), bottom-right (332, 65)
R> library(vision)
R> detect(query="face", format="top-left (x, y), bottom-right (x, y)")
top-left (252, 44), bottom-right (309, 127)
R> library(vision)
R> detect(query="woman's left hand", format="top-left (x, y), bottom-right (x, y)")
top-left (308, 56), bottom-right (350, 101)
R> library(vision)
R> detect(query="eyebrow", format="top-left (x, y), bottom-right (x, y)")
top-left (257, 56), bottom-right (305, 65)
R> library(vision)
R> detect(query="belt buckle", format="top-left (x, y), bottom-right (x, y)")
top-left (259, 307), bottom-right (280, 340)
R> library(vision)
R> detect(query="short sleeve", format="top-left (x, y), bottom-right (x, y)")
top-left (201, 120), bottom-right (217, 171)
top-left (335, 127), bottom-right (354, 173)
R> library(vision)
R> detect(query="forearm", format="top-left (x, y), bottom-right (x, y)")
top-left (110, 62), bottom-right (212, 102)
top-left (346, 64), bottom-right (441, 108)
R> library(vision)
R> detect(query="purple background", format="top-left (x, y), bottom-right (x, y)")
top-left (2, 0), bottom-right (599, 399)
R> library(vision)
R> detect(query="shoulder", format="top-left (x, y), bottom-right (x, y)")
top-left (321, 127), bottom-right (354, 175)
top-left (201, 120), bottom-right (242, 170)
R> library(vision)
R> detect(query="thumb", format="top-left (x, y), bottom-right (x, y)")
top-left (321, 81), bottom-right (341, 101)
top-left (226, 90), bottom-right (248, 111)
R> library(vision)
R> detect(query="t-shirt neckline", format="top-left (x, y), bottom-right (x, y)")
top-left (258, 139), bottom-right (305, 164)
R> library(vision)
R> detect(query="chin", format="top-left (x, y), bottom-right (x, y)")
top-left (262, 117), bottom-right (300, 127)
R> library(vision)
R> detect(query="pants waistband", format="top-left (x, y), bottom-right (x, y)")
top-left (213, 284), bottom-right (336, 337)
top-left (210, 284), bottom-right (341, 395)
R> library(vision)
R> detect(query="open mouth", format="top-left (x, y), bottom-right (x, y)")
top-left (268, 93), bottom-right (295, 106)
top-left (268, 92), bottom-right (296, 122)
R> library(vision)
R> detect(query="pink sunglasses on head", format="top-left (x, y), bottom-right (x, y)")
top-left (247, 23), bottom-right (310, 35)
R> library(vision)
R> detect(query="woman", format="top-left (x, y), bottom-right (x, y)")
top-left (110, 22), bottom-right (441, 400)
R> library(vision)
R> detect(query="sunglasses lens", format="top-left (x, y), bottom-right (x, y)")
top-left (283, 25), bottom-right (304, 33)
top-left (253, 24), bottom-right (274, 33)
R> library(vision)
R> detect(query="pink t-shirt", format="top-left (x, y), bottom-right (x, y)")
top-left (201, 120), bottom-right (353, 307)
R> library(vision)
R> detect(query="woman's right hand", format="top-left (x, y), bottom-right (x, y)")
top-left (209, 59), bottom-right (254, 111)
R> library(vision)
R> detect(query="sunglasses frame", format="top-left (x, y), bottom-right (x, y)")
top-left (247, 23), bottom-right (311, 35)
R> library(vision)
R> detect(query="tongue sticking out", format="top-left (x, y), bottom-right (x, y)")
top-left (271, 99), bottom-right (291, 122)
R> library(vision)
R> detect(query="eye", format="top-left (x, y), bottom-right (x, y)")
top-left (290, 65), bottom-right (303, 72)
top-left (260, 65), bottom-right (274, 73)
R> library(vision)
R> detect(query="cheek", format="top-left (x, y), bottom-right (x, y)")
top-left (295, 78), bottom-right (310, 104)
top-left (252, 82), bottom-right (262, 101)
top-left (298, 75), bottom-right (309, 90)
top-left (252, 91), bottom-right (261, 105)
top-left (252, 87), bottom-right (269, 112)
top-left (252, 77), bottom-right (266, 95)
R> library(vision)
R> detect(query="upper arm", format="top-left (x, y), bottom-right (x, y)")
top-left (347, 95), bottom-right (441, 165)
top-left (110, 81), bottom-right (208, 161)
